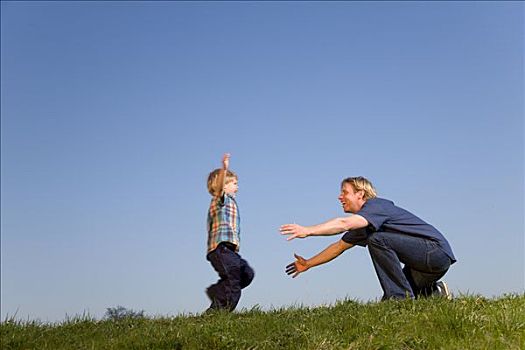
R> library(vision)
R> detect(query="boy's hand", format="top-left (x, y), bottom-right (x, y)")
top-left (280, 224), bottom-right (309, 241)
top-left (222, 153), bottom-right (230, 170)
top-left (285, 253), bottom-right (309, 278)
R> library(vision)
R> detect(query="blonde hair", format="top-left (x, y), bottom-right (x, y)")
top-left (207, 168), bottom-right (237, 196)
top-left (341, 176), bottom-right (377, 200)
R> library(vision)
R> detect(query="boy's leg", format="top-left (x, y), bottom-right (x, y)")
top-left (239, 258), bottom-right (254, 289)
top-left (205, 285), bottom-right (220, 310)
top-left (206, 249), bottom-right (228, 310)
top-left (206, 244), bottom-right (242, 311)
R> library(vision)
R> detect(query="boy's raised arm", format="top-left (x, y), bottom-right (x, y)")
top-left (215, 153), bottom-right (230, 196)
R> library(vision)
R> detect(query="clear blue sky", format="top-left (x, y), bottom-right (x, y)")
top-left (1, 1), bottom-right (523, 322)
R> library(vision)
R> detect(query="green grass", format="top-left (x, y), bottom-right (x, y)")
top-left (2, 295), bottom-right (524, 349)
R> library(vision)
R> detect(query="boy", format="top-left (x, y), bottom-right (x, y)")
top-left (205, 153), bottom-right (254, 312)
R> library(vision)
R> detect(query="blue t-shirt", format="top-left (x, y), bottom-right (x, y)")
top-left (342, 197), bottom-right (456, 263)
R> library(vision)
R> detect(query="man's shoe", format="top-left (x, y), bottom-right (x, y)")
top-left (435, 281), bottom-right (452, 300)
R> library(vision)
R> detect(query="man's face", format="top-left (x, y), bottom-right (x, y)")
top-left (338, 183), bottom-right (364, 213)
top-left (224, 178), bottom-right (238, 195)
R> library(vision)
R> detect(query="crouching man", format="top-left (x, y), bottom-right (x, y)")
top-left (281, 176), bottom-right (456, 300)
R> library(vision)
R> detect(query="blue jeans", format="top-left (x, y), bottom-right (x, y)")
top-left (206, 243), bottom-right (254, 311)
top-left (366, 231), bottom-right (451, 300)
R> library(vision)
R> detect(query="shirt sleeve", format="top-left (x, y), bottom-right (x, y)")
top-left (356, 199), bottom-right (391, 232)
top-left (341, 227), bottom-right (369, 247)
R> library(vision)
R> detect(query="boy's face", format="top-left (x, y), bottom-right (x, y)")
top-left (224, 178), bottom-right (238, 195)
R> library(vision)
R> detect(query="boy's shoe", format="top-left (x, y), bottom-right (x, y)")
top-left (206, 287), bottom-right (221, 310)
top-left (205, 287), bottom-right (213, 301)
top-left (435, 281), bottom-right (452, 300)
top-left (205, 288), bottom-right (215, 304)
top-left (203, 307), bottom-right (218, 315)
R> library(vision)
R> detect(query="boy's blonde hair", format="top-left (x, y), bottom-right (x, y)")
top-left (207, 168), bottom-right (238, 196)
top-left (341, 176), bottom-right (377, 200)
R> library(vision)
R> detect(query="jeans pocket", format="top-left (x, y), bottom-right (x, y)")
top-left (426, 243), bottom-right (451, 273)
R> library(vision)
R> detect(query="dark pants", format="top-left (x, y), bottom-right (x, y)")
top-left (366, 231), bottom-right (452, 300)
top-left (206, 243), bottom-right (254, 311)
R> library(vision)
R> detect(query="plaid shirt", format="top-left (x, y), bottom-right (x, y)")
top-left (207, 193), bottom-right (240, 253)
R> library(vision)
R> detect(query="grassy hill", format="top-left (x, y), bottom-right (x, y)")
top-left (2, 294), bottom-right (524, 349)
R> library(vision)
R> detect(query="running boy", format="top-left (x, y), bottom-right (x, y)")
top-left (205, 153), bottom-right (254, 312)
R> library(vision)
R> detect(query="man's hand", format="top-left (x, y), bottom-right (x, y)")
top-left (280, 224), bottom-right (309, 241)
top-left (285, 253), bottom-right (309, 278)
top-left (222, 153), bottom-right (230, 170)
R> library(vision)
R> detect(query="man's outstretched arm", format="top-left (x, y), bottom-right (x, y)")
top-left (285, 239), bottom-right (354, 278)
top-left (280, 215), bottom-right (368, 241)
